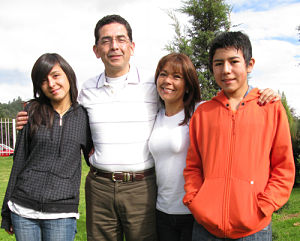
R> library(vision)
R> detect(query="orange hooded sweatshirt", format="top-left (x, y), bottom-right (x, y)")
top-left (183, 88), bottom-right (295, 239)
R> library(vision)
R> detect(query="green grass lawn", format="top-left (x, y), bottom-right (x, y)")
top-left (0, 156), bottom-right (299, 241)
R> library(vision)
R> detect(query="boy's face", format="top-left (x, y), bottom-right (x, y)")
top-left (212, 47), bottom-right (254, 98)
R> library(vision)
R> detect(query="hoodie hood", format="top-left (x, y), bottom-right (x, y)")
top-left (212, 88), bottom-right (260, 109)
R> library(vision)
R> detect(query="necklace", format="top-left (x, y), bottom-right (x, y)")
top-left (58, 104), bottom-right (71, 117)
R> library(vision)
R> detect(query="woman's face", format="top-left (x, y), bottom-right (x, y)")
top-left (156, 62), bottom-right (185, 108)
top-left (41, 64), bottom-right (71, 106)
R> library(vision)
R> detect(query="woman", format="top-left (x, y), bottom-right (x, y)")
top-left (1, 53), bottom-right (92, 241)
top-left (149, 53), bottom-right (201, 241)
top-left (149, 53), bottom-right (280, 241)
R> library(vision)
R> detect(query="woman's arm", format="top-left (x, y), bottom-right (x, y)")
top-left (258, 88), bottom-right (280, 105)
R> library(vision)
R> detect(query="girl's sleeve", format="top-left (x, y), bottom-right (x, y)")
top-left (81, 108), bottom-right (93, 166)
top-left (1, 123), bottom-right (30, 230)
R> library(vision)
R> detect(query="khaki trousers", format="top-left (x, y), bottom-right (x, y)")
top-left (85, 169), bottom-right (157, 241)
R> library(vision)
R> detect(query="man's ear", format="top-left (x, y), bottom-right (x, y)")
top-left (93, 45), bottom-right (101, 59)
top-left (130, 41), bottom-right (135, 56)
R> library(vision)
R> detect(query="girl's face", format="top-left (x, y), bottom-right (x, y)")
top-left (41, 64), bottom-right (71, 106)
top-left (156, 62), bottom-right (185, 108)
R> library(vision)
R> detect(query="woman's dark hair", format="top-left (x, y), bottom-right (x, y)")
top-left (155, 53), bottom-right (201, 125)
top-left (28, 53), bottom-right (78, 135)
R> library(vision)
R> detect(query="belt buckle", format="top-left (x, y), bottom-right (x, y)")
top-left (123, 172), bottom-right (131, 182)
top-left (112, 171), bottom-right (123, 182)
top-left (112, 171), bottom-right (132, 182)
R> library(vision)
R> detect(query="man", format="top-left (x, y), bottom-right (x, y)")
top-left (78, 15), bottom-right (158, 241)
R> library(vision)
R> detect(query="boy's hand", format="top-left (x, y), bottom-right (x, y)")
top-left (16, 111), bottom-right (29, 130)
top-left (6, 226), bottom-right (14, 235)
top-left (258, 88), bottom-right (281, 105)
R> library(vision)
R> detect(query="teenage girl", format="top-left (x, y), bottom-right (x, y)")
top-left (1, 53), bottom-right (92, 241)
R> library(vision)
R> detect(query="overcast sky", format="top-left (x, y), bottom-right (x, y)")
top-left (0, 0), bottom-right (299, 115)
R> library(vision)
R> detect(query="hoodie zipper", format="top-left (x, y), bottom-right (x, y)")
top-left (38, 107), bottom-right (73, 211)
top-left (59, 115), bottom-right (63, 126)
top-left (223, 111), bottom-right (237, 237)
top-left (40, 115), bottom-right (63, 211)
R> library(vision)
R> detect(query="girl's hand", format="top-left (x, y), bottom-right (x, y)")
top-left (6, 226), bottom-right (14, 235)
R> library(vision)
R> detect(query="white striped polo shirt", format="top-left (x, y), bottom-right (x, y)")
top-left (78, 65), bottom-right (159, 172)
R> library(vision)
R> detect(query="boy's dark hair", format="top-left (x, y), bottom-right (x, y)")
top-left (29, 53), bottom-right (78, 135)
top-left (208, 31), bottom-right (252, 72)
top-left (94, 15), bottom-right (133, 45)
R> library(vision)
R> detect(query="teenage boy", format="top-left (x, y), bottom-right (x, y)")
top-left (183, 31), bottom-right (295, 240)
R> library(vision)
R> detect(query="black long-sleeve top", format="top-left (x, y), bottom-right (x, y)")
top-left (1, 103), bottom-right (92, 230)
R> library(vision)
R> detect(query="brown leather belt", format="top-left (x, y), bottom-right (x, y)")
top-left (90, 166), bottom-right (155, 182)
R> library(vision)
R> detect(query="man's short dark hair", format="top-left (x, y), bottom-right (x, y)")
top-left (208, 31), bottom-right (252, 73)
top-left (94, 15), bottom-right (133, 45)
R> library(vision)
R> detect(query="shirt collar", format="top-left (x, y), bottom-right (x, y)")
top-left (96, 64), bottom-right (140, 88)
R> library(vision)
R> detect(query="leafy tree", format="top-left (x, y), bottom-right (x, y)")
top-left (166, 0), bottom-right (231, 100)
top-left (281, 92), bottom-right (300, 185)
top-left (0, 106), bottom-right (9, 118)
top-left (0, 97), bottom-right (24, 119)
top-left (281, 93), bottom-right (297, 135)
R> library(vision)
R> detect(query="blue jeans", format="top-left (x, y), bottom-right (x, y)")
top-left (192, 221), bottom-right (272, 241)
top-left (11, 212), bottom-right (77, 241)
top-left (156, 209), bottom-right (194, 241)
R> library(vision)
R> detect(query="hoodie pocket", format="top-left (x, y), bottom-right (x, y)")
top-left (189, 178), bottom-right (225, 231)
top-left (228, 178), bottom-right (265, 232)
top-left (15, 169), bottom-right (47, 200)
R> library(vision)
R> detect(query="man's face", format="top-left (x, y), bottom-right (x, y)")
top-left (93, 22), bottom-right (135, 77)
top-left (212, 47), bottom-right (254, 98)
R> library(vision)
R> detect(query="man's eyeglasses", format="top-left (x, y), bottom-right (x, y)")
top-left (98, 36), bottom-right (130, 46)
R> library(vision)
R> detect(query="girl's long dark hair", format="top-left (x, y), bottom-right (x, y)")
top-left (155, 53), bottom-right (201, 125)
top-left (28, 53), bottom-right (78, 135)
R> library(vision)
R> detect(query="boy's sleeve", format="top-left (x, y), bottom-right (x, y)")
top-left (257, 102), bottom-right (295, 217)
top-left (183, 111), bottom-right (204, 206)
